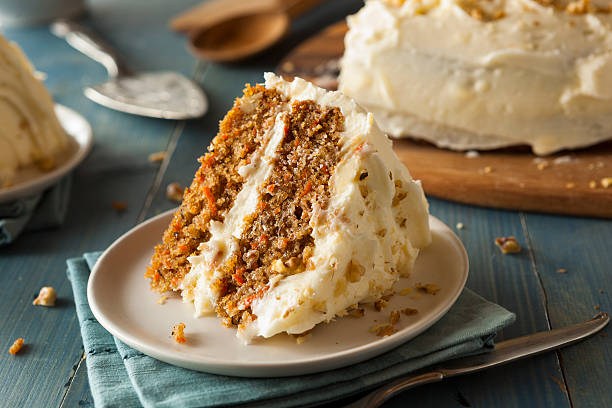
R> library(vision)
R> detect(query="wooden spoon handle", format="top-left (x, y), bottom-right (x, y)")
top-left (283, 0), bottom-right (325, 19)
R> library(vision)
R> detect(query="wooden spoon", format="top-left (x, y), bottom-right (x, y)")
top-left (187, 0), bottom-right (323, 62)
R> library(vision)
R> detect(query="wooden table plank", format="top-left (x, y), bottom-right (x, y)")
top-left (523, 213), bottom-right (612, 407)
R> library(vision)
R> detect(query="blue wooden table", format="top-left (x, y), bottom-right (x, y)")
top-left (1, 0), bottom-right (611, 406)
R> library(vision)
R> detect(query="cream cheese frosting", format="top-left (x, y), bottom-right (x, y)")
top-left (339, 0), bottom-right (612, 155)
top-left (0, 33), bottom-right (68, 186)
top-left (182, 73), bottom-right (431, 343)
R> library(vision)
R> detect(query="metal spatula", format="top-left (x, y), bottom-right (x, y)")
top-left (51, 19), bottom-right (208, 119)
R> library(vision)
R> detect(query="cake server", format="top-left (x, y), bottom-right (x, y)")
top-left (345, 312), bottom-right (609, 408)
top-left (51, 19), bottom-right (208, 119)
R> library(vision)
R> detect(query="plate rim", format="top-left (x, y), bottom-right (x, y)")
top-left (88, 209), bottom-right (469, 376)
top-left (0, 104), bottom-right (93, 203)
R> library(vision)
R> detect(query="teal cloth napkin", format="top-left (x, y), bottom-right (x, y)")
top-left (0, 175), bottom-right (72, 246)
top-left (67, 252), bottom-right (515, 408)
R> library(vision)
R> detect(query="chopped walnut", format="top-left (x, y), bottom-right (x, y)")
top-left (171, 323), bottom-right (186, 343)
top-left (377, 325), bottom-right (397, 337)
top-left (157, 296), bottom-right (168, 305)
top-left (9, 338), bottom-right (24, 355)
top-left (348, 308), bottom-right (365, 318)
top-left (166, 182), bottom-right (184, 203)
top-left (148, 151), bottom-right (167, 163)
top-left (389, 310), bottom-right (401, 325)
top-left (112, 201), bottom-right (128, 212)
top-left (415, 282), bottom-right (441, 295)
top-left (402, 307), bottom-right (418, 316)
top-left (33, 287), bottom-right (56, 307)
top-left (495, 236), bottom-right (521, 254)
top-left (374, 299), bottom-right (388, 312)
top-left (380, 291), bottom-right (395, 301)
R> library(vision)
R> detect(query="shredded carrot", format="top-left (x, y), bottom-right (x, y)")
top-left (9, 338), bottom-right (24, 355)
top-left (301, 181), bottom-right (312, 198)
top-left (203, 186), bottom-right (217, 216)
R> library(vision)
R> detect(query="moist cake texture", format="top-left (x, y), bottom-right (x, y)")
top-left (339, 0), bottom-right (612, 155)
top-left (0, 33), bottom-right (68, 186)
top-left (147, 73), bottom-right (431, 343)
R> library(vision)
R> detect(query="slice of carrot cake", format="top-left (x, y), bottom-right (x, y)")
top-left (0, 33), bottom-right (68, 187)
top-left (146, 73), bottom-right (431, 343)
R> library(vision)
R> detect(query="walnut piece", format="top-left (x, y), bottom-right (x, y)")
top-left (495, 236), bottom-right (521, 254)
top-left (33, 286), bottom-right (56, 307)
top-left (9, 338), bottom-right (24, 355)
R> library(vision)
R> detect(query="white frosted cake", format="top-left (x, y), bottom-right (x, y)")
top-left (0, 33), bottom-right (68, 186)
top-left (339, 0), bottom-right (612, 155)
top-left (147, 73), bottom-right (431, 343)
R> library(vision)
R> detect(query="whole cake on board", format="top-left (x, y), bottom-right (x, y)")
top-left (0, 33), bottom-right (68, 187)
top-left (339, 0), bottom-right (612, 155)
top-left (146, 73), bottom-right (431, 343)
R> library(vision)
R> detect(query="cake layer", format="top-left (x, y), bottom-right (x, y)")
top-left (0, 34), bottom-right (68, 185)
top-left (339, 0), bottom-right (612, 155)
top-left (175, 73), bottom-right (431, 343)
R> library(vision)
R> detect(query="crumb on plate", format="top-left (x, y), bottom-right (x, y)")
top-left (171, 323), bottom-right (186, 344)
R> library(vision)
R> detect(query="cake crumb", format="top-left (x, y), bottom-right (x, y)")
top-left (536, 161), bottom-right (549, 171)
top-left (465, 150), bottom-right (479, 158)
top-left (148, 151), bottom-right (167, 163)
top-left (389, 310), bottom-right (401, 325)
top-left (295, 333), bottom-right (312, 344)
top-left (171, 323), bottom-right (186, 343)
top-left (410, 294), bottom-right (422, 300)
top-left (553, 155), bottom-right (576, 165)
top-left (483, 166), bottom-right (493, 174)
top-left (495, 236), bottom-right (521, 254)
top-left (589, 180), bottom-right (597, 189)
top-left (557, 268), bottom-right (568, 274)
top-left (112, 201), bottom-right (127, 212)
top-left (600, 289), bottom-right (605, 294)
top-left (456, 222), bottom-right (465, 230)
top-left (551, 376), bottom-right (567, 393)
top-left (166, 182), bottom-right (184, 203)
top-left (370, 323), bottom-right (397, 337)
top-left (565, 182), bottom-right (576, 189)
top-left (595, 305), bottom-right (600, 311)
top-left (601, 177), bottom-right (612, 189)
top-left (402, 307), bottom-right (418, 316)
top-left (9, 338), bottom-right (24, 355)
top-left (374, 299), bottom-right (388, 312)
top-left (415, 282), bottom-right (441, 295)
top-left (399, 287), bottom-right (413, 296)
top-left (157, 296), bottom-right (168, 305)
top-left (33, 286), bottom-right (56, 307)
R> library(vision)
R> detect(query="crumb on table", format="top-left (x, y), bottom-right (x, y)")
top-left (112, 201), bottom-right (128, 212)
top-left (9, 338), bottom-right (24, 355)
top-left (495, 236), bottom-right (521, 254)
top-left (556, 268), bottom-right (568, 274)
top-left (171, 323), bottom-right (186, 343)
top-left (33, 286), bottom-right (56, 307)
top-left (148, 151), bottom-right (167, 163)
top-left (157, 295), bottom-right (168, 305)
top-left (601, 177), bottom-right (612, 189)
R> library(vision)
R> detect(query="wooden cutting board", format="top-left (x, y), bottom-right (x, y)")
top-left (277, 21), bottom-right (612, 219)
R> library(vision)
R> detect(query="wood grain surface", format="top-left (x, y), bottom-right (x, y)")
top-left (277, 21), bottom-right (612, 219)
top-left (0, 1), bottom-right (610, 407)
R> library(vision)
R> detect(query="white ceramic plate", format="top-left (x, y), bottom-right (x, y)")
top-left (0, 104), bottom-right (93, 204)
top-left (88, 211), bottom-right (468, 377)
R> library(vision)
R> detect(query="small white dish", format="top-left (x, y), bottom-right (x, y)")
top-left (88, 211), bottom-right (468, 377)
top-left (0, 104), bottom-right (93, 204)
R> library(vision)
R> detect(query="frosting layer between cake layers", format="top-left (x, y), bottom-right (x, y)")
top-left (0, 34), bottom-right (67, 185)
top-left (182, 73), bottom-right (431, 343)
top-left (339, 0), bottom-right (612, 155)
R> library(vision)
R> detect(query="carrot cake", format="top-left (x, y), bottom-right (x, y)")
top-left (146, 73), bottom-right (431, 343)
top-left (0, 33), bottom-right (68, 186)
top-left (339, 0), bottom-right (612, 155)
